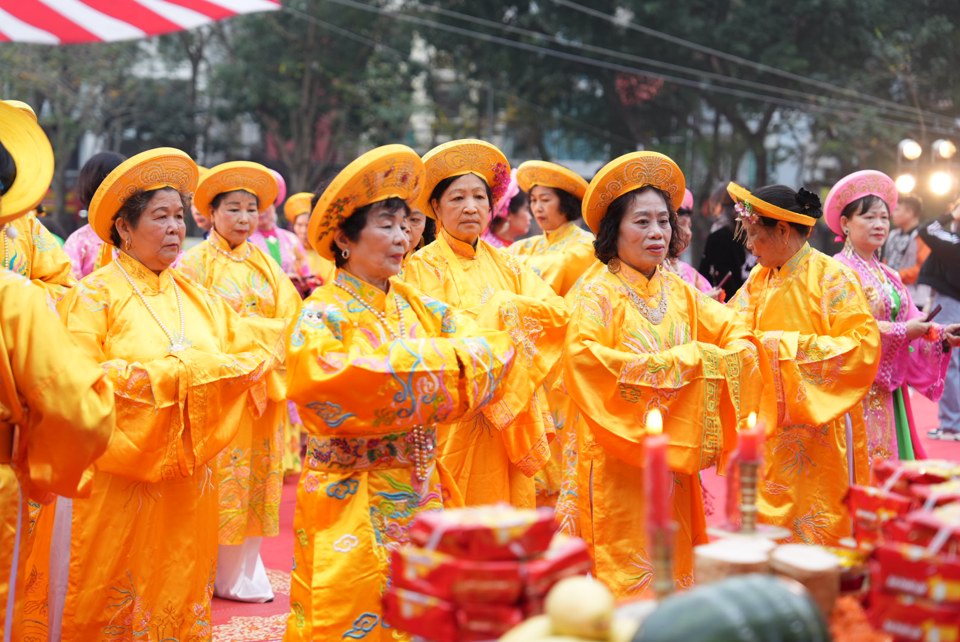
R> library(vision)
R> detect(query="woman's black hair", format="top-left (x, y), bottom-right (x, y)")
top-left (593, 186), bottom-right (684, 265)
top-left (77, 151), bottom-right (126, 209)
top-left (752, 185), bottom-right (823, 236)
top-left (429, 173), bottom-right (494, 211)
top-left (332, 196), bottom-right (410, 267)
top-left (709, 183), bottom-right (737, 227)
top-left (421, 217), bottom-right (437, 247)
top-left (210, 189), bottom-right (260, 212)
top-left (533, 185), bottom-right (582, 222)
top-left (0, 141), bottom-right (17, 197)
top-left (840, 194), bottom-right (887, 222)
top-left (110, 187), bottom-right (189, 247)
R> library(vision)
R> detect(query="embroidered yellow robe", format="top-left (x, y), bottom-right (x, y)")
top-left (0, 269), bottom-right (113, 642)
top-left (283, 270), bottom-right (522, 642)
top-left (729, 243), bottom-right (881, 545)
top-left (179, 232), bottom-right (300, 544)
top-left (509, 222), bottom-right (596, 506)
top-left (402, 229), bottom-right (569, 508)
top-left (562, 262), bottom-right (763, 598)
top-left (2, 212), bottom-right (75, 301)
top-left (24, 250), bottom-right (283, 642)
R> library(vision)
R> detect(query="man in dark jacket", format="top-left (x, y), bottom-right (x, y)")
top-left (919, 202), bottom-right (960, 439)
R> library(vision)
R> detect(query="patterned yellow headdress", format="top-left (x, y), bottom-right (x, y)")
top-left (193, 161), bottom-right (278, 217)
top-left (0, 100), bottom-right (54, 225)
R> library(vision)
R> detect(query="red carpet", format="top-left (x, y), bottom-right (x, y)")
top-left (211, 393), bottom-right (959, 641)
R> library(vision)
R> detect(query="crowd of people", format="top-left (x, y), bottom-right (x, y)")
top-left (2, 96), bottom-right (960, 642)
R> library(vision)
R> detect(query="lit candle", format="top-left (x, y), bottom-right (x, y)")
top-left (645, 409), bottom-right (671, 533)
top-left (739, 411), bottom-right (762, 463)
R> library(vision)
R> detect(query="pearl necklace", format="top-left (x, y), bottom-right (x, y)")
top-left (334, 280), bottom-right (406, 340)
top-left (410, 425), bottom-right (433, 482)
top-left (1, 224), bottom-right (14, 271)
top-left (114, 255), bottom-right (192, 353)
top-left (618, 273), bottom-right (669, 325)
top-left (209, 238), bottom-right (252, 263)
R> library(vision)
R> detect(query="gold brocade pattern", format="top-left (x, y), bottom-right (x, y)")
top-left (729, 244), bottom-right (881, 545)
top-left (402, 229), bottom-right (570, 507)
top-left (179, 233), bottom-right (301, 544)
top-left (562, 262), bottom-right (762, 598)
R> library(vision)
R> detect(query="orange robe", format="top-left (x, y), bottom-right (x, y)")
top-left (508, 222), bottom-right (596, 507)
top-left (2, 212), bottom-right (75, 301)
top-left (283, 270), bottom-right (522, 641)
top-left (179, 232), bottom-right (300, 544)
top-left (402, 229), bottom-right (569, 508)
top-left (0, 269), bottom-right (113, 642)
top-left (729, 243), bottom-right (881, 545)
top-left (28, 250), bottom-right (283, 641)
top-left (562, 262), bottom-right (763, 598)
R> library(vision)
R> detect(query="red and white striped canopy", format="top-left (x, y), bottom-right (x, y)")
top-left (0, 0), bottom-right (281, 45)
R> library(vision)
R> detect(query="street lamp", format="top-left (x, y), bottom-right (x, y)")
top-left (899, 139), bottom-right (923, 161)
top-left (895, 173), bottom-right (917, 194)
top-left (934, 139), bottom-right (957, 160)
top-left (929, 170), bottom-right (953, 196)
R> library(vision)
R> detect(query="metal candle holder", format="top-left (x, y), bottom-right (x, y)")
top-left (652, 526), bottom-right (675, 600)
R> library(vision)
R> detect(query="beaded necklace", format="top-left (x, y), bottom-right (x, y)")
top-left (114, 255), bottom-right (191, 353)
top-left (616, 272), bottom-right (669, 325)
top-left (209, 238), bottom-right (252, 263)
top-left (334, 280), bottom-right (406, 340)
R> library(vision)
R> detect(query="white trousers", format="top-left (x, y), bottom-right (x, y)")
top-left (213, 537), bottom-right (274, 603)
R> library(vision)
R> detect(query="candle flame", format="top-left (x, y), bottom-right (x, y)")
top-left (746, 412), bottom-right (757, 430)
top-left (646, 408), bottom-right (663, 435)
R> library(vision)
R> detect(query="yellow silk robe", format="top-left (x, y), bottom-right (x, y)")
top-left (24, 250), bottom-right (283, 642)
top-left (509, 221), bottom-right (596, 296)
top-left (2, 212), bottom-right (76, 301)
top-left (179, 232), bottom-right (301, 545)
top-left (562, 262), bottom-right (763, 598)
top-left (283, 270), bottom-right (522, 642)
top-left (402, 229), bottom-right (570, 508)
top-left (0, 269), bottom-right (113, 642)
top-left (729, 243), bottom-right (880, 546)
top-left (509, 222), bottom-right (596, 507)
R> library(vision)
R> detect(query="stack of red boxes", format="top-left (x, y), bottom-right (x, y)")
top-left (846, 459), bottom-right (960, 641)
top-left (383, 505), bottom-right (593, 641)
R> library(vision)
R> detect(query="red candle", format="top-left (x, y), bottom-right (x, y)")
top-left (645, 409), bottom-right (671, 532)
top-left (739, 412), bottom-right (762, 463)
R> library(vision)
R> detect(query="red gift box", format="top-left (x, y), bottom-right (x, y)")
top-left (383, 587), bottom-right (525, 642)
top-left (882, 505), bottom-right (960, 557)
top-left (408, 504), bottom-right (557, 561)
top-left (391, 547), bottom-right (524, 604)
top-left (911, 479), bottom-right (960, 511)
top-left (874, 542), bottom-right (960, 605)
top-left (846, 484), bottom-right (913, 547)
top-left (391, 534), bottom-right (592, 606)
top-left (874, 460), bottom-right (960, 495)
top-left (383, 588), bottom-right (458, 642)
top-left (867, 590), bottom-right (960, 641)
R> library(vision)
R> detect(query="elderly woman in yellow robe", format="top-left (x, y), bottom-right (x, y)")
top-left (284, 145), bottom-right (524, 641)
top-left (39, 148), bottom-right (284, 641)
top-left (179, 161), bottom-right (301, 603)
top-left (402, 139), bottom-right (569, 509)
top-left (561, 151), bottom-right (763, 598)
top-left (728, 182), bottom-right (880, 546)
top-left (0, 100), bottom-right (114, 642)
top-left (0, 100), bottom-right (76, 300)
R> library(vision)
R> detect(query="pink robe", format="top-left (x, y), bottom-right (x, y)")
top-left (248, 227), bottom-right (310, 277)
top-left (834, 248), bottom-right (950, 461)
top-left (666, 258), bottom-right (713, 293)
top-left (62, 223), bottom-right (104, 280)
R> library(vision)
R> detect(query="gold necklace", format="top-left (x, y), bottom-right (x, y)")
top-left (618, 273), bottom-right (669, 325)
top-left (1, 223), bottom-right (14, 270)
top-left (334, 281), bottom-right (406, 340)
top-left (114, 255), bottom-right (191, 353)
